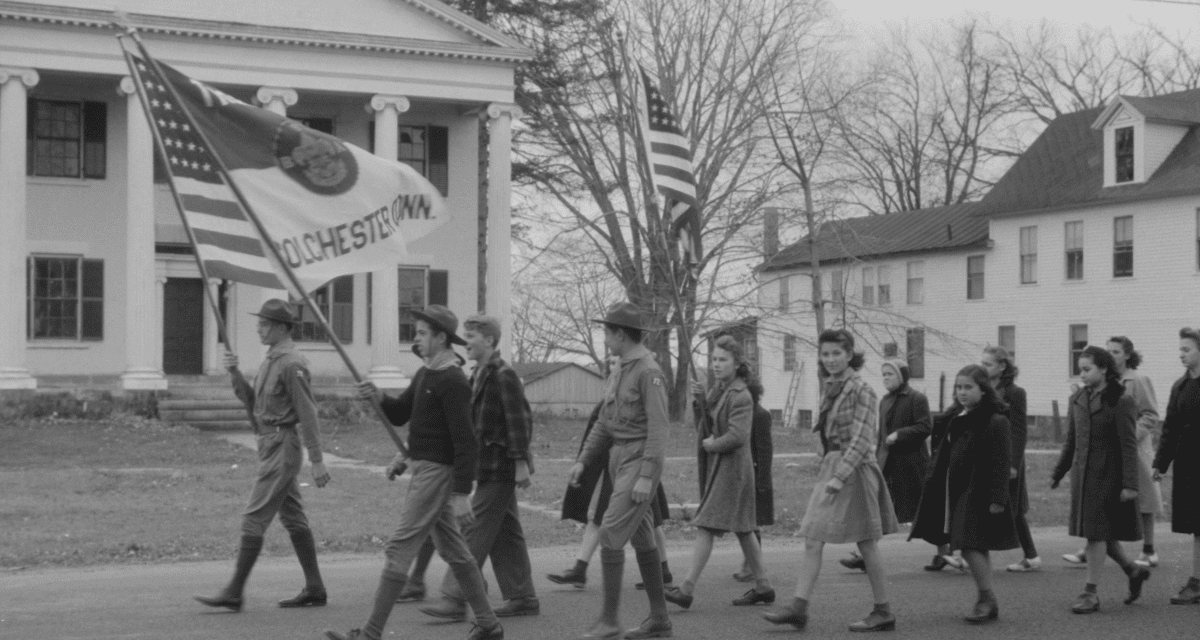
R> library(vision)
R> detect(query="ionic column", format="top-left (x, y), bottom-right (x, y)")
top-left (155, 274), bottom-right (167, 385)
top-left (203, 278), bottom-right (222, 375)
top-left (253, 88), bottom-right (297, 306)
top-left (366, 95), bottom-right (410, 389)
top-left (119, 77), bottom-right (168, 390)
top-left (0, 67), bottom-right (39, 390)
top-left (485, 103), bottom-right (522, 360)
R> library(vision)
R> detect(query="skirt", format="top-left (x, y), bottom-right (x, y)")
top-left (798, 451), bottom-right (899, 544)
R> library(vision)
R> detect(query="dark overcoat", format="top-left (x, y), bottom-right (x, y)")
top-left (876, 384), bottom-right (932, 523)
top-left (750, 403), bottom-right (775, 526)
top-left (692, 378), bottom-right (757, 533)
top-left (1154, 374), bottom-right (1200, 534)
top-left (910, 405), bottom-right (1017, 551)
top-left (996, 382), bottom-right (1030, 515)
top-left (1052, 385), bottom-right (1141, 541)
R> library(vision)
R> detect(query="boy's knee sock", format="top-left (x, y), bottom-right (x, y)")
top-left (599, 547), bottom-right (625, 623)
top-left (636, 547), bottom-right (668, 619)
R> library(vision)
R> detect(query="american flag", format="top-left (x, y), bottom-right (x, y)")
top-left (126, 54), bottom-right (285, 290)
top-left (639, 68), bottom-right (701, 270)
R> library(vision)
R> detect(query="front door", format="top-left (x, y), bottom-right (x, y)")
top-left (163, 278), bottom-right (205, 375)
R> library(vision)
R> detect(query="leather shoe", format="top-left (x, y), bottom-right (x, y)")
top-left (1071, 591), bottom-right (1100, 614)
top-left (663, 586), bottom-right (693, 609)
top-left (466, 622), bottom-right (504, 640)
top-left (624, 617), bottom-right (673, 639)
top-left (548, 565), bottom-right (587, 588)
top-left (1125, 566), bottom-right (1151, 604)
top-left (194, 592), bottom-right (242, 612)
top-left (732, 587), bottom-right (775, 606)
top-left (732, 568), bottom-right (755, 583)
top-left (420, 598), bottom-right (468, 622)
top-left (278, 586), bottom-right (327, 608)
top-left (840, 552), bottom-right (867, 571)
top-left (849, 609), bottom-right (896, 632)
top-left (923, 554), bottom-right (948, 572)
top-left (396, 582), bottom-right (426, 602)
top-left (577, 623), bottom-right (622, 639)
top-left (323, 629), bottom-right (362, 640)
top-left (494, 597), bottom-right (540, 617)
top-left (763, 604), bottom-right (808, 629)
top-left (964, 598), bottom-right (998, 624)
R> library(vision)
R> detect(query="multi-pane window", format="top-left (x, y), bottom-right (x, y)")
top-left (877, 266), bottom-right (891, 305)
top-left (395, 267), bottom-right (449, 343)
top-left (1113, 216), bottom-right (1133, 277)
top-left (1070, 324), bottom-right (1088, 375)
top-left (906, 260), bottom-right (924, 305)
top-left (783, 334), bottom-right (797, 372)
top-left (778, 276), bottom-right (790, 312)
top-left (27, 100), bottom-right (107, 179)
top-left (967, 255), bottom-right (985, 300)
top-left (861, 267), bottom-right (875, 306)
top-left (883, 342), bottom-right (898, 358)
top-left (1065, 221), bottom-right (1084, 280)
top-left (26, 256), bottom-right (103, 340)
top-left (830, 269), bottom-right (844, 305)
top-left (1019, 226), bottom-right (1037, 284)
top-left (998, 325), bottom-right (1016, 361)
top-left (1115, 126), bottom-right (1134, 183)
top-left (370, 122), bottom-right (449, 196)
top-left (906, 328), bottom-right (925, 379)
top-left (292, 275), bottom-right (353, 343)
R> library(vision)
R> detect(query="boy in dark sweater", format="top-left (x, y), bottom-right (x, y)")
top-left (325, 305), bottom-right (502, 640)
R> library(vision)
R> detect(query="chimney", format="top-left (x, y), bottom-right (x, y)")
top-left (764, 208), bottom-right (780, 259)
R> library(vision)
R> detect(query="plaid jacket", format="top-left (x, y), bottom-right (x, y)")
top-left (816, 372), bottom-right (880, 484)
top-left (471, 351), bottom-right (534, 483)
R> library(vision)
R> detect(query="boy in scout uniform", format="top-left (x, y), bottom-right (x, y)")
top-left (195, 299), bottom-right (331, 611)
top-left (568, 302), bottom-right (672, 639)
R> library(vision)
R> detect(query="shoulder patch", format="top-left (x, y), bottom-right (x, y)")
top-left (650, 376), bottom-right (663, 387)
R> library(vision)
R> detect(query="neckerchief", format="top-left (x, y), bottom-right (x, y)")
top-left (817, 371), bottom-right (850, 433)
top-left (426, 348), bottom-right (458, 371)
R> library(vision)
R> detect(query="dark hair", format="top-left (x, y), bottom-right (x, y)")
top-left (818, 328), bottom-right (865, 371)
top-left (1181, 327), bottom-right (1200, 348)
top-left (608, 324), bottom-right (643, 344)
top-left (416, 319), bottom-right (451, 349)
top-left (948, 364), bottom-right (1004, 416)
top-left (982, 345), bottom-right (1019, 386)
top-left (1107, 335), bottom-right (1142, 370)
top-left (1079, 345), bottom-right (1124, 405)
top-left (713, 335), bottom-right (763, 401)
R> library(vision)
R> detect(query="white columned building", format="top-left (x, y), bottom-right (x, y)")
top-left (0, 67), bottom-right (39, 390)
top-left (367, 94), bottom-right (410, 390)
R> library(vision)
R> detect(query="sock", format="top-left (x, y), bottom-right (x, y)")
top-left (1084, 583), bottom-right (1097, 594)
top-left (789, 597), bottom-right (809, 615)
top-left (1189, 577), bottom-right (1200, 588)
top-left (450, 559), bottom-right (498, 628)
top-left (363, 569), bottom-right (406, 640)
top-left (599, 548), bottom-right (625, 626)
top-left (574, 559), bottom-right (589, 572)
top-left (873, 602), bottom-right (891, 614)
top-left (636, 548), bottom-right (668, 619)
top-left (978, 589), bottom-right (995, 603)
top-left (225, 534), bottom-right (264, 599)
top-left (288, 529), bottom-right (324, 591)
top-left (1143, 544), bottom-right (1155, 554)
top-left (755, 577), bottom-right (772, 592)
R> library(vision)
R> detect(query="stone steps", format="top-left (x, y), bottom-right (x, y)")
top-left (158, 396), bottom-right (252, 432)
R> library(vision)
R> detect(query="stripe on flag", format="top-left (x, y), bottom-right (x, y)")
top-left (639, 67), bottom-right (702, 272)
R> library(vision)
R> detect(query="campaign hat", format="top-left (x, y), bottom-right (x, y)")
top-left (411, 305), bottom-right (468, 346)
top-left (249, 298), bottom-right (298, 326)
top-left (591, 302), bottom-right (645, 332)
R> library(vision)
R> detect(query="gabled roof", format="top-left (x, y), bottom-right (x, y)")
top-left (0, 0), bottom-right (533, 62)
top-left (977, 90), bottom-right (1200, 219)
top-left (1094, 90), bottom-right (1200, 129)
top-left (511, 362), bottom-right (603, 385)
top-left (757, 202), bottom-right (988, 273)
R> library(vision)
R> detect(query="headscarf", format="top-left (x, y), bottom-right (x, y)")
top-left (881, 358), bottom-right (910, 388)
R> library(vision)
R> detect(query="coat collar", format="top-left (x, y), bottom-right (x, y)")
top-left (264, 338), bottom-right (295, 360)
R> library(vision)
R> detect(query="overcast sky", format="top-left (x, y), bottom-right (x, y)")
top-left (832, 0), bottom-right (1199, 31)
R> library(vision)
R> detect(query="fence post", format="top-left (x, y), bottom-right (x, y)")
top-left (1051, 400), bottom-right (1062, 443)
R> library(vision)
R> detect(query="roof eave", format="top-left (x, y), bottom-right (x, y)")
top-left (1091, 98), bottom-right (1130, 130)
top-left (981, 186), bottom-right (1200, 219)
top-left (757, 239), bottom-right (992, 273)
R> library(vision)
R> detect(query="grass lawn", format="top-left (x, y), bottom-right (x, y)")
top-left (0, 414), bottom-right (1175, 569)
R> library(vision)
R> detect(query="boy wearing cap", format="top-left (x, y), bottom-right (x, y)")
top-left (326, 305), bottom-right (502, 640)
top-left (195, 299), bottom-right (331, 612)
top-left (420, 314), bottom-right (539, 621)
top-left (568, 302), bottom-right (672, 639)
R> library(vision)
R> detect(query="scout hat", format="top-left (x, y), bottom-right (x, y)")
top-left (592, 301), bottom-right (645, 332)
top-left (411, 304), bottom-right (467, 345)
top-left (249, 298), bottom-right (298, 326)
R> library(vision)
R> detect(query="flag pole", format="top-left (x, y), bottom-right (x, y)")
top-left (120, 29), bottom-right (409, 458)
top-left (116, 34), bottom-right (258, 430)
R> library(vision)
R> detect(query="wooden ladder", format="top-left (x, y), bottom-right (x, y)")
top-left (781, 360), bottom-right (805, 429)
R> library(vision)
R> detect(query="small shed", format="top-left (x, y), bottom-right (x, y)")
top-left (512, 363), bottom-right (606, 417)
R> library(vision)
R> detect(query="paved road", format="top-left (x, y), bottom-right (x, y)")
top-left (2, 527), bottom-right (1197, 640)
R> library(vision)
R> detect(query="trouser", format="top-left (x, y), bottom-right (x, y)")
top-left (600, 439), bottom-right (659, 552)
top-left (440, 480), bottom-right (536, 602)
top-left (383, 460), bottom-right (482, 575)
top-left (242, 427), bottom-right (310, 538)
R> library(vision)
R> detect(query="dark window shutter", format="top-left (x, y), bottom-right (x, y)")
top-left (428, 270), bottom-right (448, 306)
top-left (82, 101), bottom-right (107, 179)
top-left (26, 98), bottom-right (34, 176)
top-left (300, 117), bottom-right (334, 134)
top-left (366, 271), bottom-right (372, 345)
top-left (25, 257), bottom-right (31, 338)
top-left (153, 150), bottom-right (168, 184)
top-left (428, 125), bottom-right (448, 196)
top-left (81, 259), bottom-right (104, 340)
top-left (367, 121), bottom-right (375, 154)
top-left (331, 274), bottom-right (354, 343)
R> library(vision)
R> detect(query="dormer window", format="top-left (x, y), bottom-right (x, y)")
top-left (1115, 126), bottom-right (1134, 183)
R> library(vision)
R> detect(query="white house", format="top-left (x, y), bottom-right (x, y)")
top-left (755, 88), bottom-right (1200, 427)
top-left (0, 0), bottom-right (531, 392)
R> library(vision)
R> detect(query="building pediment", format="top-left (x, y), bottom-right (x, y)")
top-left (0, 0), bottom-right (532, 62)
